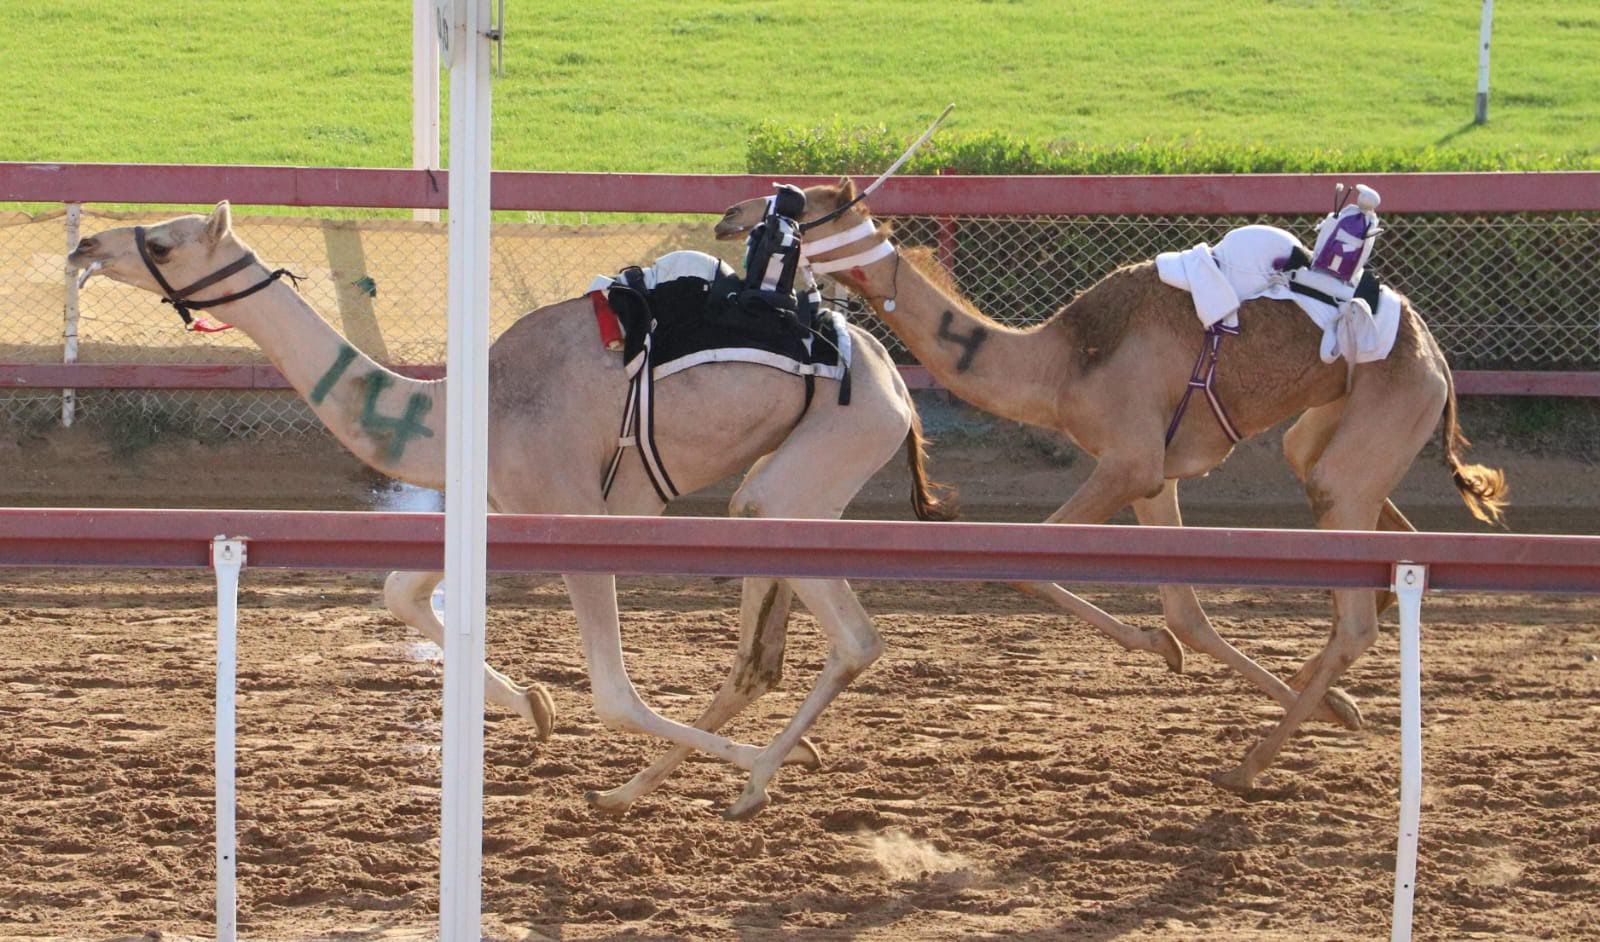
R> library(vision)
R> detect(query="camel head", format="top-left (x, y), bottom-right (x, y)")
top-left (715, 179), bottom-right (898, 307)
top-left (67, 202), bottom-right (261, 332)
top-left (714, 177), bottom-right (868, 240)
top-left (69, 202), bottom-right (248, 291)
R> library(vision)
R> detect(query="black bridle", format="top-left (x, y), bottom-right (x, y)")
top-left (135, 226), bottom-right (300, 328)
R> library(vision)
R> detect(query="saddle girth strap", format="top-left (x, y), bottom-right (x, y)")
top-left (1165, 321), bottom-right (1243, 448)
top-left (600, 272), bottom-right (679, 505)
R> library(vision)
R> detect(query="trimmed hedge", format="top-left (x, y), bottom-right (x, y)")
top-left (747, 121), bottom-right (1600, 175)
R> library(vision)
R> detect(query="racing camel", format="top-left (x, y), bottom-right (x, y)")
top-left (716, 179), bottom-right (1507, 791)
top-left (69, 201), bottom-right (966, 819)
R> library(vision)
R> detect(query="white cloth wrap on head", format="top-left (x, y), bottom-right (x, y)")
top-left (805, 238), bottom-right (894, 274)
top-left (801, 219), bottom-right (894, 274)
top-left (802, 220), bottom-right (880, 256)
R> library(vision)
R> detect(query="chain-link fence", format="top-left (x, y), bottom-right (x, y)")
top-left (2, 205), bottom-right (1596, 437)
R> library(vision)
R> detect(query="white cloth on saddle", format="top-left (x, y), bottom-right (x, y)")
top-left (1155, 225), bottom-right (1401, 365)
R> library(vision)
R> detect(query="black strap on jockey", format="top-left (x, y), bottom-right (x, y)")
top-left (135, 226), bottom-right (301, 327)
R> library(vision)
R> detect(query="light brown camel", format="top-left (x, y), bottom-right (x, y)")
top-left (718, 180), bottom-right (1507, 791)
top-left (68, 201), bottom-right (971, 819)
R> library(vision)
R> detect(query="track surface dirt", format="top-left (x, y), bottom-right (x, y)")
top-left (2, 566), bottom-right (1597, 941)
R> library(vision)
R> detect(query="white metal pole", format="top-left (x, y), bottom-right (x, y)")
top-left (412, 0), bottom-right (442, 222)
top-left (211, 538), bottom-right (246, 942)
top-left (1390, 562), bottom-right (1428, 942)
top-left (439, 0), bottom-right (493, 938)
top-left (62, 203), bottom-right (81, 428)
top-left (1475, 0), bottom-right (1494, 125)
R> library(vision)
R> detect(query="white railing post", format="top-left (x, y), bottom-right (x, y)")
top-left (1390, 561), bottom-right (1428, 942)
top-left (211, 537), bottom-right (247, 942)
top-left (1475, 0), bottom-right (1494, 124)
top-left (62, 203), bottom-right (81, 427)
top-left (412, 0), bottom-right (442, 222)
top-left (439, 0), bottom-right (494, 939)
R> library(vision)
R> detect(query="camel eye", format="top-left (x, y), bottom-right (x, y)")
top-left (147, 240), bottom-right (172, 261)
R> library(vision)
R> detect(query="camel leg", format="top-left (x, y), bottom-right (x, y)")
top-left (383, 569), bottom-right (555, 739)
top-left (564, 572), bottom-right (767, 769)
top-left (1011, 453), bottom-right (1185, 671)
top-left (724, 575), bottom-right (883, 820)
top-left (679, 392), bottom-right (906, 820)
top-left (585, 575), bottom-right (818, 814)
top-left (1130, 480), bottom-right (1361, 730)
top-left (1215, 374), bottom-right (1444, 791)
top-left (587, 453), bottom-right (830, 815)
top-left (1010, 583), bottom-right (1184, 671)
top-left (1284, 398), bottom-right (1413, 618)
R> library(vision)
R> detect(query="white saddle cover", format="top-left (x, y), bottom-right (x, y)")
top-left (1155, 225), bottom-right (1401, 365)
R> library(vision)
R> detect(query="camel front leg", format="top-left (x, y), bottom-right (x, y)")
top-left (586, 577), bottom-right (819, 814)
top-left (563, 572), bottom-right (764, 770)
top-left (383, 570), bottom-right (555, 739)
top-left (1012, 453), bottom-right (1185, 671)
top-left (1130, 481), bottom-right (1361, 730)
top-left (723, 577), bottom-right (883, 820)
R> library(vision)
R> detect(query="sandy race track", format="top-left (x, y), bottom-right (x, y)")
top-left (2, 408), bottom-right (1599, 940)
top-left (2, 561), bottom-right (1597, 941)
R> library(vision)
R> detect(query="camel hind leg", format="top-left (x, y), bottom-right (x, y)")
top-left (587, 530), bottom-right (815, 811)
top-left (1216, 369), bottom-right (1445, 791)
top-left (597, 361), bottom-right (914, 817)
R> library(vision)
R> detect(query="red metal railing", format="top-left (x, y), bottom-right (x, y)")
top-left (2, 508), bottom-right (1598, 594)
top-left (5, 163), bottom-right (1599, 215)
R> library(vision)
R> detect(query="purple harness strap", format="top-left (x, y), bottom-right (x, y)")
top-left (1165, 321), bottom-right (1243, 448)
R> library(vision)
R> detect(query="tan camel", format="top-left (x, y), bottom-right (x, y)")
top-left (69, 201), bottom-right (968, 819)
top-left (718, 180), bottom-right (1507, 791)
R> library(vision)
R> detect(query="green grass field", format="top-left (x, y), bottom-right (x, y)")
top-left (2, 1), bottom-right (1596, 172)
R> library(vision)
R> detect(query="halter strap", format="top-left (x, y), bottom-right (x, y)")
top-left (135, 226), bottom-right (300, 329)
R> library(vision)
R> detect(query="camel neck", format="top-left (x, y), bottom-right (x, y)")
top-left (224, 280), bottom-right (448, 489)
top-left (873, 255), bottom-right (1073, 428)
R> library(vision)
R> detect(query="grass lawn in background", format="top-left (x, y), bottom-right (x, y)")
top-left (2, 1), bottom-right (1596, 173)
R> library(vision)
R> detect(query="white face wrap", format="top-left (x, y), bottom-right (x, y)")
top-left (804, 238), bottom-right (895, 274)
top-left (800, 220), bottom-right (880, 257)
top-left (802, 217), bottom-right (894, 274)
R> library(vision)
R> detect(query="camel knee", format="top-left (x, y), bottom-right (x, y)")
top-left (834, 629), bottom-right (884, 680)
top-left (733, 657), bottom-right (783, 699)
top-left (729, 486), bottom-right (769, 520)
top-left (591, 687), bottom-right (650, 735)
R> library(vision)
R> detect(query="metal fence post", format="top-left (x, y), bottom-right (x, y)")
top-left (62, 203), bottom-right (81, 427)
top-left (1390, 561), bottom-right (1428, 942)
top-left (211, 537), bottom-right (247, 942)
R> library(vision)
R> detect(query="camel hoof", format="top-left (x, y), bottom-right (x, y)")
top-left (522, 683), bottom-right (556, 741)
top-left (584, 788), bottom-right (632, 816)
top-left (722, 788), bottom-right (771, 821)
top-left (1322, 686), bottom-right (1363, 731)
top-left (784, 736), bottom-right (822, 770)
top-left (1209, 765), bottom-right (1255, 795)
top-left (1151, 627), bottom-right (1184, 673)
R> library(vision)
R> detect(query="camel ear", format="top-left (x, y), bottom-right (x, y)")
top-left (204, 201), bottom-right (232, 243)
top-left (837, 176), bottom-right (858, 203)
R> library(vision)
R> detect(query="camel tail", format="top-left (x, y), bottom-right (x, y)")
top-left (905, 409), bottom-right (959, 522)
top-left (1440, 367), bottom-right (1509, 526)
